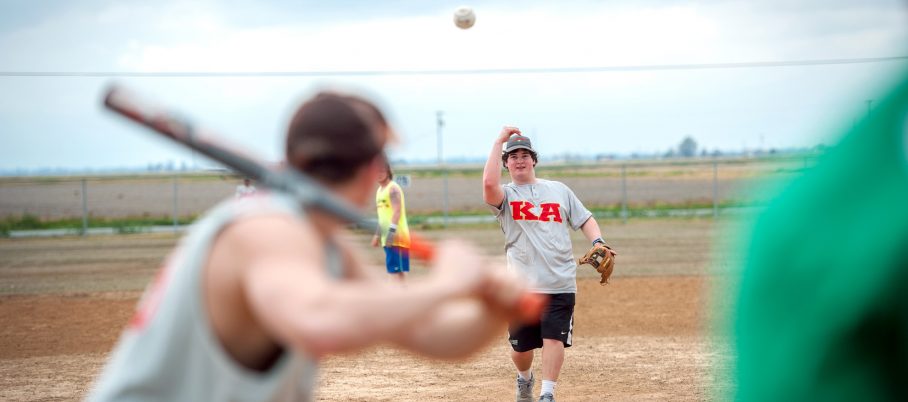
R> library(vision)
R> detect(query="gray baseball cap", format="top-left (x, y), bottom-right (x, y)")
top-left (503, 134), bottom-right (535, 153)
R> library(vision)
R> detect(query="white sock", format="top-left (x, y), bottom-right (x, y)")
top-left (541, 380), bottom-right (556, 396)
top-left (518, 370), bottom-right (532, 381)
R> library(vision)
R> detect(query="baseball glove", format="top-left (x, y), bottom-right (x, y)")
top-left (578, 243), bottom-right (617, 285)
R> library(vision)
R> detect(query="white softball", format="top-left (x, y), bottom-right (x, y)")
top-left (453, 6), bottom-right (476, 29)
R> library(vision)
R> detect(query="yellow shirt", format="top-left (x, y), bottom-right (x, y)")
top-left (376, 181), bottom-right (410, 248)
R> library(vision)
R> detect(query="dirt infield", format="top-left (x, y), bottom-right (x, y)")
top-left (0, 220), bottom-right (734, 401)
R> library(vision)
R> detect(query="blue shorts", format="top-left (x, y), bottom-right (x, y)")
top-left (383, 246), bottom-right (410, 274)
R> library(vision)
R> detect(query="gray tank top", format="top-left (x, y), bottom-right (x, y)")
top-left (491, 179), bottom-right (592, 293)
top-left (87, 193), bottom-right (342, 402)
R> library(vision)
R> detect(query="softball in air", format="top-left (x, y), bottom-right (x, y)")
top-left (453, 6), bottom-right (476, 29)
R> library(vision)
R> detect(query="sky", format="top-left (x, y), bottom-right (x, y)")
top-left (1, 0), bottom-right (907, 172)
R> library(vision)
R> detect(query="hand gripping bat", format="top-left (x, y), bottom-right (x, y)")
top-left (103, 85), bottom-right (547, 323)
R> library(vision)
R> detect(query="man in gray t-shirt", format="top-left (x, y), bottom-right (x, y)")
top-left (483, 127), bottom-right (611, 402)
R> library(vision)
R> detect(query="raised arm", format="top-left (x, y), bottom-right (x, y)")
top-left (483, 126), bottom-right (521, 207)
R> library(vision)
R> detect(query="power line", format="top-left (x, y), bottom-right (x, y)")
top-left (1, 55), bottom-right (906, 78)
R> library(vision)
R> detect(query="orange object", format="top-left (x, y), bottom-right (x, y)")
top-left (516, 293), bottom-right (549, 324)
top-left (408, 235), bottom-right (436, 262)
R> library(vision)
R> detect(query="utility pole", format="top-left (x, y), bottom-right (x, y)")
top-left (437, 111), bottom-right (448, 227)
top-left (865, 99), bottom-right (873, 118)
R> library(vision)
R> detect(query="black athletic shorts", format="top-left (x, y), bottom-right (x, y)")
top-left (508, 293), bottom-right (575, 352)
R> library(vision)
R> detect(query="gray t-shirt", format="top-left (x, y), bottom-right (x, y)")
top-left (491, 179), bottom-right (593, 293)
top-left (88, 193), bottom-right (342, 402)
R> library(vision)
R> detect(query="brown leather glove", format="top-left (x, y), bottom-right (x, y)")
top-left (578, 242), bottom-right (617, 285)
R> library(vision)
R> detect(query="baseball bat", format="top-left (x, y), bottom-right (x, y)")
top-left (102, 85), bottom-right (547, 323)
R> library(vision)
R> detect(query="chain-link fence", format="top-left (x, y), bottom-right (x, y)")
top-left (399, 156), bottom-right (811, 224)
top-left (0, 174), bottom-right (240, 235)
top-left (0, 156), bottom-right (815, 236)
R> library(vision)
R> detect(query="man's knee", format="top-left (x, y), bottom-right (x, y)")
top-left (542, 338), bottom-right (565, 348)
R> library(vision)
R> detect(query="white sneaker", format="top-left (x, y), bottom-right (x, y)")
top-left (516, 373), bottom-right (535, 402)
top-left (538, 393), bottom-right (555, 402)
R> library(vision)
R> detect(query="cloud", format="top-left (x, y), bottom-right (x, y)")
top-left (4, 1), bottom-right (905, 74)
top-left (0, 0), bottom-right (906, 170)
top-left (108, 3), bottom-right (725, 72)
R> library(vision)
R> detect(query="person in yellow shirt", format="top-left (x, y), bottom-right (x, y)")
top-left (372, 159), bottom-right (410, 281)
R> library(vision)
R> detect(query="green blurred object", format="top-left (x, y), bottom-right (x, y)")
top-left (734, 71), bottom-right (908, 401)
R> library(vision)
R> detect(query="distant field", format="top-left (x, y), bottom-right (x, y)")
top-left (0, 156), bottom-right (806, 221)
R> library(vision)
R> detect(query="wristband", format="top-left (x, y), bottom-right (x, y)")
top-left (592, 237), bottom-right (605, 246)
top-left (388, 224), bottom-right (397, 232)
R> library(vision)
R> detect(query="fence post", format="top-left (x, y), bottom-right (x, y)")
top-left (81, 178), bottom-right (88, 235)
top-left (172, 175), bottom-right (179, 233)
top-left (442, 169), bottom-right (449, 228)
top-left (620, 164), bottom-right (628, 224)
top-left (712, 160), bottom-right (719, 219)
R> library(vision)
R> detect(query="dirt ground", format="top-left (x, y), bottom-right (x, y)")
top-left (0, 220), bottom-right (735, 401)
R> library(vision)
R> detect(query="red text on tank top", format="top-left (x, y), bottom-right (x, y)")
top-left (128, 250), bottom-right (178, 330)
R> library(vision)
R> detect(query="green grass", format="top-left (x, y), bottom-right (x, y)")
top-left (402, 199), bottom-right (755, 227)
top-left (0, 199), bottom-right (758, 238)
top-left (0, 214), bottom-right (196, 237)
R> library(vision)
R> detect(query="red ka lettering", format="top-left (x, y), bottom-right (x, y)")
top-left (510, 201), bottom-right (539, 221)
top-left (538, 203), bottom-right (563, 222)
